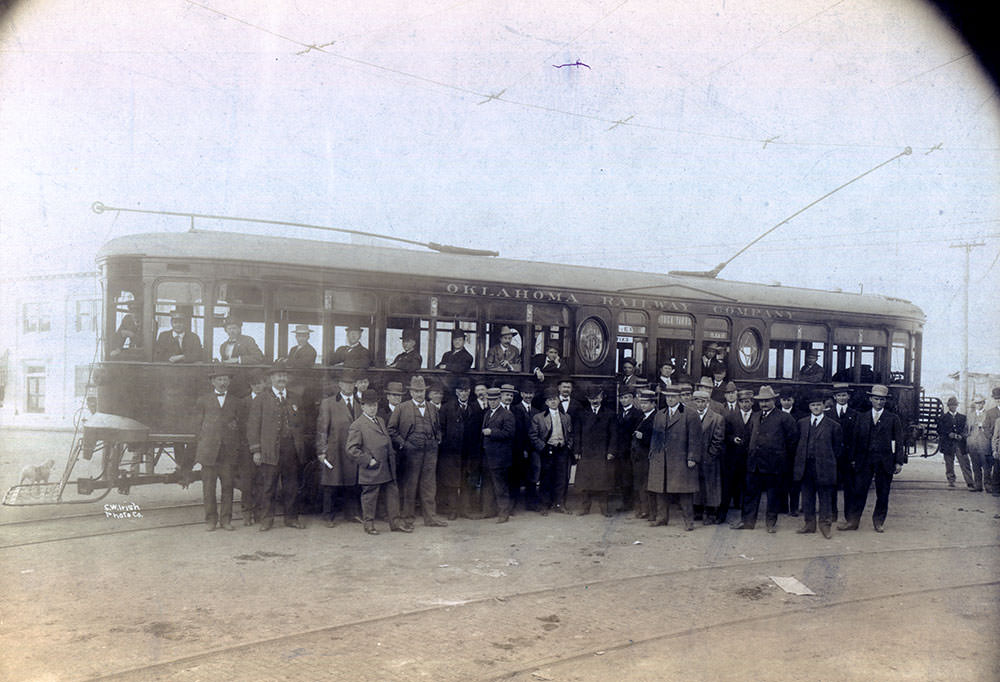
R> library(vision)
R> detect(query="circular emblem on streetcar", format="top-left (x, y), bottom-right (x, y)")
top-left (577, 317), bottom-right (608, 367)
top-left (737, 328), bottom-right (762, 371)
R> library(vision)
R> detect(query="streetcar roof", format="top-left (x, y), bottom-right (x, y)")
top-left (97, 231), bottom-right (924, 322)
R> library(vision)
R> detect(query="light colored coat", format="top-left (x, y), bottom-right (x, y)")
top-left (694, 408), bottom-right (725, 506)
top-left (346, 414), bottom-right (396, 486)
top-left (316, 394), bottom-right (360, 486)
top-left (648, 406), bottom-right (701, 494)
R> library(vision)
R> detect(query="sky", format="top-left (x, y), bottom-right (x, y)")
top-left (1, 0), bottom-right (997, 390)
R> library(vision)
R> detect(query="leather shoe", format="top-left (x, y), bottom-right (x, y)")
top-left (648, 519), bottom-right (666, 527)
top-left (447, 512), bottom-right (458, 521)
top-left (220, 523), bottom-right (236, 531)
top-left (820, 525), bottom-right (832, 539)
top-left (325, 520), bottom-right (337, 528)
top-left (684, 521), bottom-right (695, 531)
top-left (873, 522), bottom-right (884, 533)
top-left (766, 524), bottom-right (777, 534)
top-left (285, 520), bottom-right (305, 529)
top-left (730, 521), bottom-right (752, 530)
top-left (702, 516), bottom-right (714, 525)
top-left (390, 523), bottom-right (413, 533)
top-left (796, 525), bottom-right (815, 534)
top-left (496, 514), bottom-right (509, 524)
top-left (205, 522), bottom-right (217, 532)
top-left (258, 519), bottom-right (273, 532)
top-left (836, 521), bottom-right (858, 531)
top-left (424, 517), bottom-right (448, 527)
top-left (243, 515), bottom-right (255, 527)
top-left (364, 523), bottom-right (379, 535)
top-left (552, 505), bottom-right (567, 514)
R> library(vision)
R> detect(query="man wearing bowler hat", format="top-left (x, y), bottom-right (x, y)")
top-left (486, 325), bottom-right (522, 372)
top-left (840, 384), bottom-right (904, 532)
top-left (315, 369), bottom-right (363, 526)
top-left (389, 328), bottom-right (423, 373)
top-left (793, 391), bottom-right (843, 538)
top-left (799, 349), bottom-right (825, 383)
top-left (287, 325), bottom-right (317, 368)
top-left (330, 324), bottom-right (372, 368)
top-left (154, 310), bottom-right (203, 363)
top-left (936, 395), bottom-right (974, 489)
top-left (437, 329), bottom-right (474, 373)
top-left (193, 366), bottom-right (246, 531)
top-left (388, 375), bottom-right (446, 528)
top-left (437, 377), bottom-right (478, 519)
top-left (218, 317), bottom-right (264, 365)
top-left (719, 388), bottom-right (754, 524)
top-left (828, 383), bottom-right (858, 521)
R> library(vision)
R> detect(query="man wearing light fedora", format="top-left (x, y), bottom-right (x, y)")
top-left (486, 325), bottom-right (522, 372)
top-left (287, 324), bottom-right (317, 368)
top-left (840, 384), bottom-right (904, 532)
top-left (388, 375), bottom-right (447, 528)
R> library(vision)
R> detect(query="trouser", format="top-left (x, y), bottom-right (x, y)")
top-left (741, 471), bottom-right (781, 528)
top-left (482, 465), bottom-right (511, 517)
top-left (460, 454), bottom-right (483, 515)
top-left (201, 461), bottom-right (234, 525)
top-left (578, 490), bottom-right (609, 513)
top-left (651, 491), bottom-right (693, 526)
top-left (400, 445), bottom-right (438, 521)
top-left (361, 480), bottom-right (401, 524)
top-left (539, 445), bottom-right (570, 508)
top-left (524, 449), bottom-right (542, 509)
top-left (846, 464), bottom-right (894, 525)
top-left (256, 439), bottom-right (300, 524)
top-left (717, 455), bottom-right (745, 522)
top-left (632, 454), bottom-right (650, 517)
top-left (968, 447), bottom-right (988, 490)
top-left (508, 449), bottom-right (529, 510)
top-left (798, 460), bottom-right (833, 528)
top-left (987, 453), bottom-right (1000, 493)
top-left (321, 485), bottom-right (362, 521)
top-left (833, 454), bottom-right (851, 520)
top-left (616, 450), bottom-right (634, 510)
top-left (943, 446), bottom-right (974, 487)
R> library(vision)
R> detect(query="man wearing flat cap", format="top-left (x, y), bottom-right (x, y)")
top-left (193, 366), bottom-right (246, 531)
top-left (486, 325), bottom-right (522, 372)
top-left (287, 325), bottom-right (317, 368)
top-left (840, 385), bottom-right (904, 532)
top-left (219, 317), bottom-right (264, 365)
top-left (154, 310), bottom-right (203, 363)
top-left (936, 395), bottom-right (973, 490)
top-left (388, 375), bottom-right (446, 528)
top-left (437, 329), bottom-right (474, 373)
top-left (330, 324), bottom-right (372, 369)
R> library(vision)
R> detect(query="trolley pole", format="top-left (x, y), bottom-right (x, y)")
top-left (949, 241), bottom-right (984, 409)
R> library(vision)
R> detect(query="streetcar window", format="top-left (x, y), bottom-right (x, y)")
top-left (385, 317), bottom-right (430, 372)
top-left (275, 287), bottom-right (323, 366)
top-left (433, 296), bottom-right (479, 370)
top-left (617, 310), bottom-right (648, 377)
top-left (832, 328), bottom-right (887, 384)
top-left (214, 282), bottom-right (267, 364)
top-left (767, 342), bottom-right (795, 380)
top-left (890, 331), bottom-right (909, 383)
top-left (655, 314), bottom-right (694, 376)
top-left (770, 323), bottom-right (827, 382)
top-left (107, 287), bottom-right (143, 361)
top-left (323, 289), bottom-right (375, 367)
top-left (433, 319), bottom-right (478, 371)
top-left (699, 317), bottom-right (730, 379)
top-left (154, 280), bottom-right (205, 360)
top-left (327, 324), bottom-right (373, 368)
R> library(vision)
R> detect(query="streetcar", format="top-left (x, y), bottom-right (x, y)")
top-left (6, 228), bottom-right (931, 503)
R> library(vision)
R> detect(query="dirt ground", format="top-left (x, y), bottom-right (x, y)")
top-left (1, 427), bottom-right (999, 681)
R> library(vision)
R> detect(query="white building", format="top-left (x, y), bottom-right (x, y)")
top-left (0, 272), bottom-right (100, 428)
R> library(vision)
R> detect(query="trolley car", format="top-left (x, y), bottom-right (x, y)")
top-left (7, 229), bottom-right (933, 503)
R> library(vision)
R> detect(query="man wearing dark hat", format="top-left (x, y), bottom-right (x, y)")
top-left (693, 388), bottom-right (725, 525)
top-left (346, 389), bottom-right (411, 535)
top-left (530, 385), bottom-right (574, 514)
top-left (619, 357), bottom-right (641, 395)
top-left (647, 385), bottom-right (701, 530)
top-left (219, 317), bottom-right (264, 365)
top-left (193, 367), bottom-right (246, 531)
top-left (153, 310), bottom-right (203, 363)
top-left (840, 385), bottom-right (904, 532)
top-left (389, 329), bottom-right (423, 373)
top-left (936, 395), bottom-right (973, 489)
top-left (315, 369), bottom-right (363, 526)
top-left (486, 325), bottom-right (522, 372)
top-left (828, 383), bottom-right (857, 521)
top-left (247, 360), bottom-right (307, 530)
top-left (287, 325), bottom-right (317, 368)
top-left (436, 329), bottom-right (474, 373)
top-left (778, 386), bottom-right (804, 517)
top-left (793, 391), bottom-right (843, 538)
top-left (388, 375), bottom-right (446, 528)
top-left (732, 385), bottom-right (798, 532)
top-left (799, 349), bottom-right (825, 383)
top-left (713, 379), bottom-right (738, 410)
top-left (509, 382), bottom-right (539, 511)
top-left (437, 378), bottom-right (479, 519)
top-left (615, 384), bottom-right (639, 512)
top-left (719, 388), bottom-right (754, 524)
top-left (573, 386), bottom-right (616, 516)
top-left (629, 389), bottom-right (658, 519)
top-left (379, 380), bottom-right (405, 424)
top-left (330, 324), bottom-right (372, 368)
top-left (481, 386), bottom-right (516, 522)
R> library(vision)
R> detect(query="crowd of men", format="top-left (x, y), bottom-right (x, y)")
top-left (935, 387), bottom-right (1000, 495)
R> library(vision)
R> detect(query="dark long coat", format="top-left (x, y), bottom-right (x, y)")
top-left (648, 407), bottom-right (702, 494)
top-left (746, 409), bottom-right (798, 476)
top-left (315, 394), bottom-right (360, 486)
top-left (695, 409), bottom-right (725, 506)
top-left (481, 406), bottom-right (515, 469)
top-left (345, 414), bottom-right (396, 485)
top-left (192, 391), bottom-right (246, 467)
top-left (574, 406), bottom-right (616, 491)
top-left (792, 415), bottom-right (843, 485)
top-left (438, 400), bottom-right (479, 488)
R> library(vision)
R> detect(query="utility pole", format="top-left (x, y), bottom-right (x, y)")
top-left (949, 241), bottom-right (985, 409)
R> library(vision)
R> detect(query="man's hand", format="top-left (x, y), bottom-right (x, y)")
top-left (687, 459), bottom-right (696, 468)
top-left (894, 464), bottom-right (903, 475)
top-left (252, 452), bottom-right (262, 466)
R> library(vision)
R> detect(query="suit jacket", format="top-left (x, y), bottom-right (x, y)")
top-left (724, 409), bottom-right (753, 466)
top-left (389, 349), bottom-right (423, 372)
top-left (696, 408), bottom-right (726, 505)
top-left (853, 409), bottom-right (905, 473)
top-left (486, 343), bottom-right (521, 372)
top-left (246, 390), bottom-right (305, 466)
top-left (983, 406), bottom-right (1000, 448)
top-left (219, 334), bottom-right (265, 365)
top-left (829, 404), bottom-right (858, 461)
top-left (154, 330), bottom-right (202, 363)
top-left (529, 410), bottom-right (574, 453)
top-left (193, 391), bottom-right (246, 466)
top-left (345, 414), bottom-right (396, 486)
top-left (648, 407), bottom-right (702, 493)
top-left (747, 409), bottom-right (798, 475)
top-left (387, 400), bottom-right (441, 452)
top-left (330, 343), bottom-right (372, 369)
top-left (287, 342), bottom-right (317, 368)
top-left (793, 415), bottom-right (843, 485)
top-left (616, 406), bottom-right (640, 457)
top-left (510, 403), bottom-right (533, 458)
top-left (315, 394), bottom-right (360, 486)
top-left (630, 409), bottom-right (656, 462)
top-left (437, 347), bottom-right (474, 373)
top-left (481, 406), bottom-right (516, 469)
top-left (936, 411), bottom-right (967, 455)
top-left (967, 409), bottom-right (991, 456)
top-left (574, 407), bottom-right (616, 491)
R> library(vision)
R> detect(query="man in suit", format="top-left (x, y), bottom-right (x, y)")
top-left (840, 384), bottom-right (905, 532)
top-left (154, 311), bottom-right (202, 363)
top-left (779, 386), bottom-right (805, 517)
top-left (799, 349), bottom-right (825, 383)
top-left (718, 388), bottom-right (753, 524)
top-left (437, 378), bottom-right (478, 519)
top-left (714, 380), bottom-right (738, 410)
top-left (237, 372), bottom-right (268, 525)
top-left (511, 383), bottom-right (539, 511)
top-left (388, 375), bottom-right (446, 528)
top-left (692, 389), bottom-right (726, 525)
top-left (937, 395), bottom-right (974, 489)
top-left (629, 389), bottom-right (657, 519)
top-left (529, 386), bottom-right (574, 514)
top-left (218, 317), bottom-right (265, 365)
top-left (378, 380), bottom-right (404, 424)
top-left (531, 344), bottom-right (569, 386)
top-left (794, 391), bottom-right (843, 538)
top-left (615, 385), bottom-right (639, 512)
top-left (481, 386), bottom-right (516, 523)
top-left (315, 369), bottom-right (362, 526)
top-left (967, 395), bottom-right (990, 492)
top-left (647, 385), bottom-right (701, 530)
top-left (984, 387), bottom-right (1000, 494)
top-left (436, 329), bottom-right (474, 373)
top-left (193, 367), bottom-right (246, 531)
top-left (828, 383), bottom-right (857, 521)
top-left (573, 385), bottom-right (616, 517)
top-left (388, 328), bottom-right (423, 373)
top-left (732, 385), bottom-right (798, 533)
top-left (287, 325), bottom-right (317, 368)
top-left (618, 358), bottom-right (641, 396)
top-left (346, 389), bottom-right (411, 535)
top-left (697, 376), bottom-right (725, 414)
top-left (330, 324), bottom-right (372, 368)
top-left (486, 325), bottom-right (522, 372)
top-left (247, 360), bottom-right (306, 531)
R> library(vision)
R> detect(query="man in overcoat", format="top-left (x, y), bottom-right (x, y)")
top-left (481, 387), bottom-right (516, 522)
top-left (346, 389), bottom-right (411, 535)
top-left (193, 367), bottom-right (246, 531)
top-left (732, 385), bottom-right (797, 532)
top-left (718, 388), bottom-right (753, 524)
top-left (692, 389), bottom-right (725, 525)
top-left (388, 375), bottom-right (446, 528)
top-left (437, 377), bottom-right (478, 519)
top-left (840, 384), bottom-right (904, 532)
top-left (247, 360), bottom-right (306, 530)
top-left (315, 369), bottom-right (362, 526)
top-left (629, 389), bottom-right (657, 519)
top-left (573, 385), bottom-right (616, 517)
top-left (936, 396), bottom-right (973, 489)
top-left (614, 385), bottom-right (639, 513)
top-left (794, 391), bottom-right (843, 538)
top-left (529, 386), bottom-right (574, 514)
top-left (647, 385), bottom-right (701, 530)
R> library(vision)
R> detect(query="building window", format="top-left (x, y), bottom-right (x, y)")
top-left (23, 303), bottom-right (52, 334)
top-left (26, 365), bottom-right (46, 413)
top-left (75, 365), bottom-right (93, 397)
top-left (75, 299), bottom-right (100, 333)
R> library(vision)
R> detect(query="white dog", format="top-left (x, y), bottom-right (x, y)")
top-left (20, 459), bottom-right (56, 486)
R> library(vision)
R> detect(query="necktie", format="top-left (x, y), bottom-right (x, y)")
top-left (593, 407), bottom-right (599, 415)
top-left (812, 417), bottom-right (818, 427)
